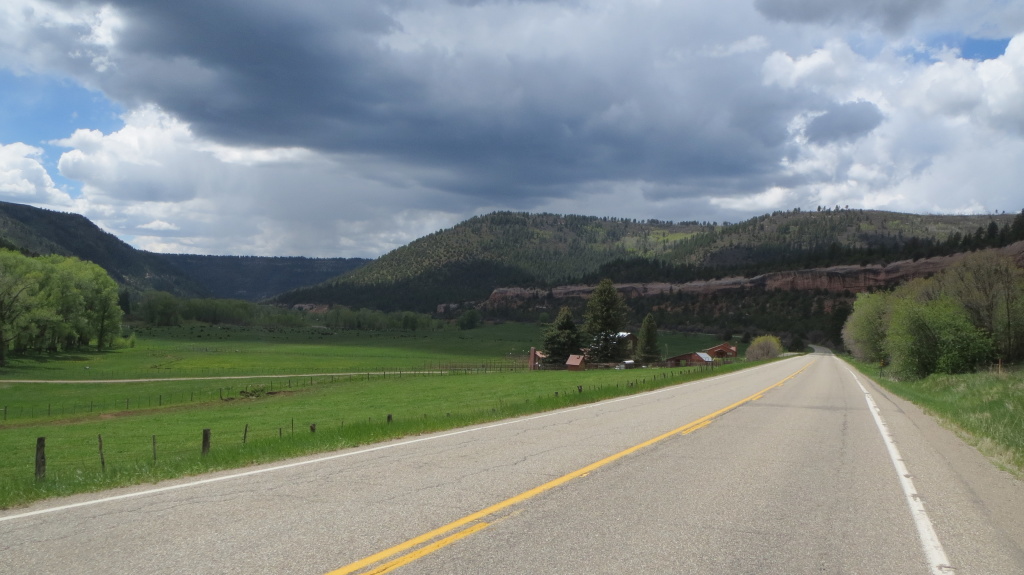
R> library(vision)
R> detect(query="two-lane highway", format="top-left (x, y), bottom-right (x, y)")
top-left (2, 351), bottom-right (1022, 574)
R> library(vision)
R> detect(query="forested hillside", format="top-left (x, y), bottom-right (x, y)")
top-left (0, 202), bottom-right (367, 302)
top-left (277, 209), bottom-right (1024, 312)
top-left (0, 201), bottom-right (207, 297)
top-left (159, 254), bottom-right (369, 301)
top-left (274, 212), bottom-right (707, 310)
top-left (3, 199), bottom-right (1022, 349)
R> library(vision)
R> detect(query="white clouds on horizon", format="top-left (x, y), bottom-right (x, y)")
top-left (0, 0), bottom-right (1022, 258)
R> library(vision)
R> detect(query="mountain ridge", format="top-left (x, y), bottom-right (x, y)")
top-left (276, 208), bottom-right (1024, 312)
top-left (0, 201), bottom-right (368, 301)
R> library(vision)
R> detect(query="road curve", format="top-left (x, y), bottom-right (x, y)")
top-left (2, 351), bottom-right (1022, 574)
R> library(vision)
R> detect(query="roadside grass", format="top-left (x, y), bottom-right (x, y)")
top-left (0, 324), bottom-right (738, 509)
top-left (849, 359), bottom-right (1024, 477)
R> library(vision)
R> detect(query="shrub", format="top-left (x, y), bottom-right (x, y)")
top-left (885, 296), bottom-right (992, 380)
top-left (746, 335), bottom-right (783, 360)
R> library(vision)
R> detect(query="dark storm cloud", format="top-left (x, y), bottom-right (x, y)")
top-left (805, 100), bottom-right (884, 144)
top-left (43, 0), bottom-right (809, 204)
top-left (754, 0), bottom-right (938, 31)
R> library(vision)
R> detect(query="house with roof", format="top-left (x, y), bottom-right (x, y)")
top-left (566, 354), bottom-right (587, 371)
top-left (666, 351), bottom-right (714, 367)
top-left (704, 342), bottom-right (738, 358)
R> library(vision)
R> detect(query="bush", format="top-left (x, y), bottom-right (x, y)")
top-left (746, 335), bottom-right (784, 360)
top-left (842, 292), bottom-right (890, 363)
top-left (885, 296), bottom-right (992, 380)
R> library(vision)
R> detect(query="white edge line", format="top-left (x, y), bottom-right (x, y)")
top-left (844, 363), bottom-right (955, 575)
top-left (2, 357), bottom-right (806, 523)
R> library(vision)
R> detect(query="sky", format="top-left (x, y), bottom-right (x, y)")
top-left (0, 1), bottom-right (1022, 259)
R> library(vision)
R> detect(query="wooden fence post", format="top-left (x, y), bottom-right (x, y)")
top-left (202, 429), bottom-right (211, 456)
top-left (152, 435), bottom-right (157, 463)
top-left (243, 424), bottom-right (249, 444)
top-left (35, 437), bottom-right (46, 481)
top-left (98, 434), bottom-right (106, 472)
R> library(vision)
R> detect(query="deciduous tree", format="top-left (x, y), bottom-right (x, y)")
top-left (0, 251), bottom-right (41, 365)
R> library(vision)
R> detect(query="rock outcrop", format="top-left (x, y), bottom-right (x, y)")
top-left (485, 242), bottom-right (1024, 305)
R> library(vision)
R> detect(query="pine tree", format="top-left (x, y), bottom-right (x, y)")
top-left (542, 306), bottom-right (583, 365)
top-left (636, 313), bottom-right (660, 363)
top-left (584, 279), bottom-right (629, 362)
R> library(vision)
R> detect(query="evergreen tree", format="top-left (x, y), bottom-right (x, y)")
top-left (542, 306), bottom-right (582, 365)
top-left (584, 279), bottom-right (629, 362)
top-left (635, 313), bottom-right (661, 363)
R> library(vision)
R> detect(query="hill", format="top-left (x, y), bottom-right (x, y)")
top-left (0, 202), bottom-right (368, 301)
top-left (273, 212), bottom-right (710, 310)
top-left (275, 208), bottom-right (1024, 312)
top-left (0, 201), bottom-right (207, 296)
top-left (159, 254), bottom-right (369, 301)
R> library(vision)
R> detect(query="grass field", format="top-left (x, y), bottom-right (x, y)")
top-left (849, 359), bottom-right (1024, 478)
top-left (0, 324), bottom-right (740, 509)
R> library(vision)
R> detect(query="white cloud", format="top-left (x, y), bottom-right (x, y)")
top-left (710, 186), bottom-right (797, 212)
top-left (51, 106), bottom-right (469, 257)
top-left (0, 142), bottom-right (73, 207)
top-left (137, 219), bottom-right (178, 231)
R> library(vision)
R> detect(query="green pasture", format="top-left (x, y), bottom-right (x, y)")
top-left (0, 324), bottom-right (736, 508)
top-left (0, 323), bottom-right (724, 382)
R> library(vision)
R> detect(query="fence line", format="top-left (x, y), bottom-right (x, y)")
top-left (5, 367), bottom-right (702, 486)
top-left (1, 360), bottom-right (529, 423)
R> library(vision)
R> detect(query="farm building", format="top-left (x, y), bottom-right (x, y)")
top-left (666, 351), bottom-right (714, 367)
top-left (704, 343), bottom-right (738, 358)
top-left (528, 347), bottom-right (547, 370)
top-left (566, 354), bottom-right (587, 371)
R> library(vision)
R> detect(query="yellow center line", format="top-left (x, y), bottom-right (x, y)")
top-left (681, 420), bottom-right (712, 435)
top-left (326, 361), bottom-right (813, 575)
top-left (362, 522), bottom-right (491, 575)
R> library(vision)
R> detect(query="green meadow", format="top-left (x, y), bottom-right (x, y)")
top-left (0, 324), bottom-right (737, 509)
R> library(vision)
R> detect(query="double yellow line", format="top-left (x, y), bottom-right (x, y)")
top-left (327, 363), bottom-right (811, 574)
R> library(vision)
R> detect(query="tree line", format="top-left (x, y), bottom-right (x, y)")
top-left (136, 291), bottom-right (442, 331)
top-left (0, 249), bottom-right (123, 365)
top-left (842, 251), bottom-right (1024, 380)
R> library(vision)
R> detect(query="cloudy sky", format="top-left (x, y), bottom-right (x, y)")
top-left (1, 0), bottom-right (1022, 258)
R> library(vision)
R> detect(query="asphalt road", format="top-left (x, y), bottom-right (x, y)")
top-left (2, 351), bottom-right (1023, 574)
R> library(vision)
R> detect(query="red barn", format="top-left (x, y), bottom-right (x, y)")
top-left (666, 352), bottom-right (713, 367)
top-left (704, 342), bottom-right (738, 358)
